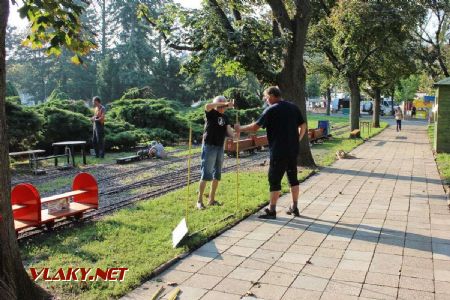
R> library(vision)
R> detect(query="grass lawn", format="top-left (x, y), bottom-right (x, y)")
top-left (428, 124), bottom-right (450, 185)
top-left (21, 117), bottom-right (387, 300)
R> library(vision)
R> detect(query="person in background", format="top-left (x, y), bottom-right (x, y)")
top-left (235, 86), bottom-right (307, 219)
top-left (395, 107), bottom-right (403, 132)
top-left (149, 141), bottom-right (167, 159)
top-left (196, 96), bottom-right (235, 209)
top-left (91, 96), bottom-right (106, 158)
top-left (411, 105), bottom-right (416, 118)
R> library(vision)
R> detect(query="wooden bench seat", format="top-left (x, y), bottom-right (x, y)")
top-left (41, 190), bottom-right (87, 204)
top-left (33, 154), bottom-right (68, 162)
top-left (11, 172), bottom-right (98, 233)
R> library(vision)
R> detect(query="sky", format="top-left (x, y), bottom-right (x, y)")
top-left (8, 0), bottom-right (202, 30)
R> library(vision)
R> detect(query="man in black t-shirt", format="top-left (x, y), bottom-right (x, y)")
top-left (235, 86), bottom-right (307, 219)
top-left (196, 96), bottom-right (235, 209)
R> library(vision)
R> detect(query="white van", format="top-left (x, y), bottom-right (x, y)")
top-left (380, 99), bottom-right (394, 116)
top-left (360, 100), bottom-right (373, 114)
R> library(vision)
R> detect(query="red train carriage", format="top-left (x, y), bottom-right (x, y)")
top-left (225, 135), bottom-right (268, 156)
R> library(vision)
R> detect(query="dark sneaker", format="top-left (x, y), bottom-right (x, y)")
top-left (286, 206), bottom-right (300, 217)
top-left (208, 200), bottom-right (222, 206)
top-left (258, 208), bottom-right (276, 219)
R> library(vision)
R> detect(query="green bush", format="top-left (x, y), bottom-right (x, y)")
top-left (105, 130), bottom-right (149, 150)
top-left (38, 99), bottom-right (92, 116)
top-left (107, 98), bottom-right (188, 133)
top-left (120, 86), bottom-right (155, 100)
top-left (6, 96), bottom-right (21, 105)
top-left (236, 107), bottom-right (264, 124)
top-left (47, 87), bottom-right (70, 102)
top-left (104, 119), bottom-right (149, 150)
top-left (223, 87), bottom-right (261, 109)
top-left (6, 97), bottom-right (43, 151)
top-left (145, 128), bottom-right (179, 145)
top-left (38, 107), bottom-right (91, 150)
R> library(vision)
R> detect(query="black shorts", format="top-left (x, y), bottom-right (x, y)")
top-left (268, 156), bottom-right (299, 192)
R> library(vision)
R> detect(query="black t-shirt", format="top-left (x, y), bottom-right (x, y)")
top-left (203, 109), bottom-right (229, 146)
top-left (256, 100), bottom-right (305, 159)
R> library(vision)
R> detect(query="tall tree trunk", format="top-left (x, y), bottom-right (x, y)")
top-left (0, 1), bottom-right (49, 298)
top-left (326, 86), bottom-right (331, 116)
top-left (372, 87), bottom-right (381, 128)
top-left (347, 73), bottom-right (360, 133)
top-left (101, 0), bottom-right (106, 57)
top-left (278, 0), bottom-right (315, 168)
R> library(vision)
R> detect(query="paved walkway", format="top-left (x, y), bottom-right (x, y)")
top-left (123, 121), bottom-right (450, 300)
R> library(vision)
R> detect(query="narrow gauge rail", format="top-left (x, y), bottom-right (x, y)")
top-left (11, 147), bottom-right (195, 186)
top-left (18, 151), bottom-right (269, 240)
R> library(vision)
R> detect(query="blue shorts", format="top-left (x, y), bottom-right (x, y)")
top-left (200, 144), bottom-right (224, 181)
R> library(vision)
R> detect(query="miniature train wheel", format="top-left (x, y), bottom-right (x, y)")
top-left (45, 222), bottom-right (54, 231)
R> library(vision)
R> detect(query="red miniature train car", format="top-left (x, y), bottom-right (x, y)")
top-left (225, 135), bottom-right (268, 156)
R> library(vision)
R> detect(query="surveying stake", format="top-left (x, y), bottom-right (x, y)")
top-left (172, 124), bottom-right (192, 248)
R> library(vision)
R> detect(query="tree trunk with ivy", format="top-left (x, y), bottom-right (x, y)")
top-left (0, 1), bottom-right (49, 298)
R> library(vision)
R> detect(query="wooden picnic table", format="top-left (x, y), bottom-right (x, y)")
top-left (52, 141), bottom-right (87, 167)
top-left (9, 149), bottom-right (45, 173)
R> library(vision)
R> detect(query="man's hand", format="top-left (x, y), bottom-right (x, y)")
top-left (234, 123), bottom-right (240, 132)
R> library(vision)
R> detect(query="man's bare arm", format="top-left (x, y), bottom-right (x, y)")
top-left (298, 122), bottom-right (307, 141)
top-left (235, 122), bottom-right (260, 133)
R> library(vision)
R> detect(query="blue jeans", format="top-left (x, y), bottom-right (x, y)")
top-left (201, 144), bottom-right (224, 181)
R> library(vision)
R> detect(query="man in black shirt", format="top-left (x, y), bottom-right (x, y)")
top-left (235, 86), bottom-right (307, 219)
top-left (197, 96), bottom-right (235, 209)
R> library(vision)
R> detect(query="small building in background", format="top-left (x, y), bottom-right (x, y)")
top-left (433, 78), bottom-right (450, 153)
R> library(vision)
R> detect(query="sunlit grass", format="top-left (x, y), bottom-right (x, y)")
top-left (428, 124), bottom-right (450, 185)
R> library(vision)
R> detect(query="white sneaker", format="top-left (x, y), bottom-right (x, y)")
top-left (196, 202), bottom-right (206, 210)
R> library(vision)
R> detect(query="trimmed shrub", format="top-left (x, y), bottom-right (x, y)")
top-left (104, 119), bottom-right (149, 150)
top-left (6, 97), bottom-right (43, 151)
top-left (38, 99), bottom-right (92, 116)
top-left (120, 86), bottom-right (155, 100)
top-left (145, 128), bottom-right (179, 145)
top-left (47, 87), bottom-right (70, 102)
top-left (107, 98), bottom-right (188, 133)
top-left (38, 107), bottom-right (91, 150)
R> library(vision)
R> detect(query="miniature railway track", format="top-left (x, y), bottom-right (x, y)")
top-left (11, 147), bottom-right (194, 186)
top-left (17, 151), bottom-right (269, 240)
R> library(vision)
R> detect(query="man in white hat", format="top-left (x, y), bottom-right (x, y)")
top-left (197, 95), bottom-right (235, 209)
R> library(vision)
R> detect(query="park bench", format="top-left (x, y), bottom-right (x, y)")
top-left (350, 129), bottom-right (361, 138)
top-left (11, 172), bottom-right (98, 232)
top-left (31, 153), bottom-right (70, 169)
top-left (9, 149), bottom-right (46, 174)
